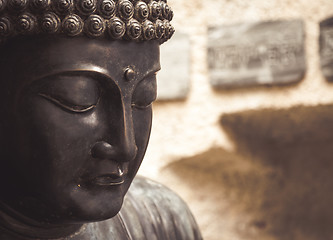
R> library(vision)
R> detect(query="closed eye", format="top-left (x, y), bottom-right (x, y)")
top-left (131, 102), bottom-right (153, 109)
top-left (131, 73), bottom-right (157, 109)
top-left (38, 93), bottom-right (97, 113)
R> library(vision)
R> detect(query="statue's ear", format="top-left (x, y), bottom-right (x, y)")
top-left (0, 118), bottom-right (7, 160)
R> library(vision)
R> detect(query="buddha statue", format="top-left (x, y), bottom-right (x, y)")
top-left (0, 0), bottom-right (202, 239)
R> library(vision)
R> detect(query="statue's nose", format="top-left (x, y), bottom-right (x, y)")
top-left (91, 141), bottom-right (138, 162)
top-left (91, 104), bottom-right (138, 162)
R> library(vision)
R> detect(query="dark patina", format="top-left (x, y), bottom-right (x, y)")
top-left (0, 0), bottom-right (201, 239)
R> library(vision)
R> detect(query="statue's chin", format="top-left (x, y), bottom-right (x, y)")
top-left (0, 194), bottom-right (124, 239)
top-left (33, 191), bottom-right (125, 225)
top-left (0, 180), bottom-right (128, 226)
top-left (45, 180), bottom-right (129, 224)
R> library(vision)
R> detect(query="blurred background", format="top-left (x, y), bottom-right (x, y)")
top-left (138, 0), bottom-right (333, 239)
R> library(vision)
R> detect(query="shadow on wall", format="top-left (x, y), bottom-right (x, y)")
top-left (163, 104), bottom-right (333, 240)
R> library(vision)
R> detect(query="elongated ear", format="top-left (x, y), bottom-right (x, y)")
top-left (0, 117), bottom-right (9, 177)
top-left (0, 113), bottom-right (9, 152)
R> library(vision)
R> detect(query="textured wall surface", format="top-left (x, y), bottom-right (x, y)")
top-left (138, 1), bottom-right (333, 240)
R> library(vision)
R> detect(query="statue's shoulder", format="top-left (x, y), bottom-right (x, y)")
top-left (119, 176), bottom-right (203, 240)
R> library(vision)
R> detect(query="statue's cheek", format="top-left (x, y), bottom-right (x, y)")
top-left (130, 106), bottom-right (152, 172)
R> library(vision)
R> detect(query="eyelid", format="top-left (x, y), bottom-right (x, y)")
top-left (38, 93), bottom-right (97, 113)
top-left (131, 102), bottom-right (153, 109)
top-left (138, 70), bottom-right (159, 82)
top-left (131, 73), bottom-right (157, 109)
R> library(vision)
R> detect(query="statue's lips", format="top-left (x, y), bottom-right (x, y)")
top-left (92, 174), bottom-right (125, 186)
top-left (90, 163), bottom-right (127, 186)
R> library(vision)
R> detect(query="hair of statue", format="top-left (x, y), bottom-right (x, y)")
top-left (0, 0), bottom-right (174, 44)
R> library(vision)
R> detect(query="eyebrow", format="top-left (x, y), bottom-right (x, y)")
top-left (34, 64), bottom-right (161, 83)
top-left (69, 63), bottom-right (161, 80)
top-left (144, 65), bottom-right (161, 77)
top-left (139, 67), bottom-right (161, 82)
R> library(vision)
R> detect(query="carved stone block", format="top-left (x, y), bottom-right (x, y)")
top-left (320, 16), bottom-right (333, 81)
top-left (208, 20), bottom-right (306, 88)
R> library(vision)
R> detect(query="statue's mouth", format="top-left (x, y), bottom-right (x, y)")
top-left (91, 164), bottom-right (126, 186)
top-left (93, 174), bottom-right (125, 186)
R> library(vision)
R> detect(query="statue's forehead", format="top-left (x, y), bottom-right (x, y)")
top-left (6, 36), bottom-right (160, 85)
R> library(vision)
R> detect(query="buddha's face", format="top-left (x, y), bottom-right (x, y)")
top-left (0, 36), bottom-right (159, 224)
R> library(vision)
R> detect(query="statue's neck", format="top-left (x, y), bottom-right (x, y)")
top-left (0, 201), bottom-right (83, 240)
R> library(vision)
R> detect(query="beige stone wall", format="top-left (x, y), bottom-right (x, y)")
top-left (138, 1), bottom-right (333, 240)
